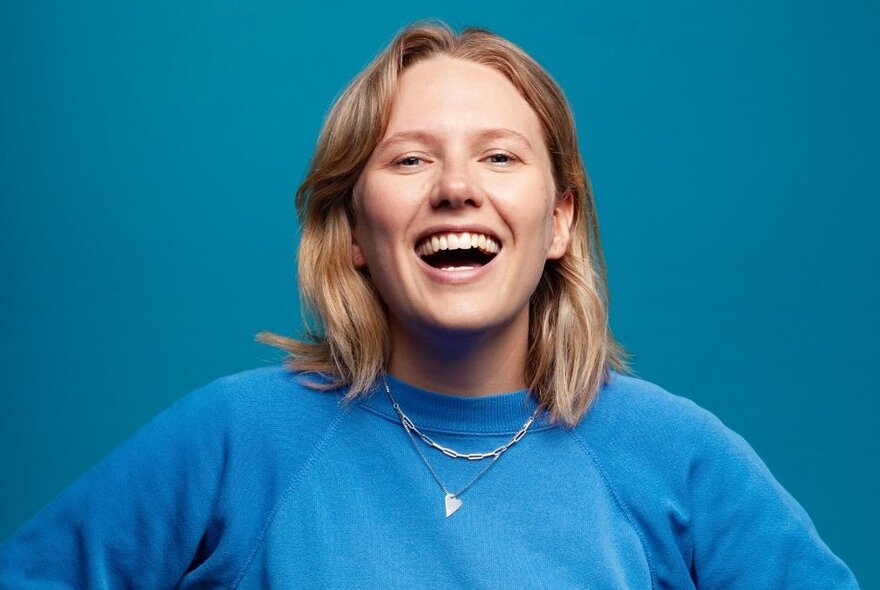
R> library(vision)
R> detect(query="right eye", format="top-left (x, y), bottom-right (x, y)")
top-left (395, 156), bottom-right (424, 167)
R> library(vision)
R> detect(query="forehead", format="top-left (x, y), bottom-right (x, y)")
top-left (384, 56), bottom-right (547, 146)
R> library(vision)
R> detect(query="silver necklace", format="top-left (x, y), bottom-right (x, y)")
top-left (382, 375), bottom-right (540, 517)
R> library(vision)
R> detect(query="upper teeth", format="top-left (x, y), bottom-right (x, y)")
top-left (417, 232), bottom-right (500, 257)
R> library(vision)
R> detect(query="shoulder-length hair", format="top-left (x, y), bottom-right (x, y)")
top-left (259, 21), bottom-right (627, 427)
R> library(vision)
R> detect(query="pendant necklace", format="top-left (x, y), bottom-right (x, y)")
top-left (382, 375), bottom-right (540, 517)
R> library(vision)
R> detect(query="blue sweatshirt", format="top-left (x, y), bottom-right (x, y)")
top-left (0, 366), bottom-right (859, 588)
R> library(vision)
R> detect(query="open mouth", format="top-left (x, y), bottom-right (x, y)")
top-left (416, 231), bottom-right (500, 271)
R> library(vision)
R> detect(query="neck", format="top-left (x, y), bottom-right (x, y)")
top-left (387, 313), bottom-right (529, 396)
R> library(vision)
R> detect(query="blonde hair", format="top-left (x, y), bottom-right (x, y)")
top-left (259, 21), bottom-right (627, 426)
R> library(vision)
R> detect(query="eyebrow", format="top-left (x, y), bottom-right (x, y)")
top-left (375, 128), bottom-right (535, 153)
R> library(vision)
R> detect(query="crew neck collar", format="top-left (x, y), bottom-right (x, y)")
top-left (358, 373), bottom-right (550, 435)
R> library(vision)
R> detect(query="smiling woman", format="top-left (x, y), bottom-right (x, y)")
top-left (0, 21), bottom-right (861, 589)
top-left (349, 55), bottom-right (576, 397)
top-left (262, 27), bottom-right (622, 427)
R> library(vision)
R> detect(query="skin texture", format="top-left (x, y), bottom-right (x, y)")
top-left (352, 56), bottom-right (573, 395)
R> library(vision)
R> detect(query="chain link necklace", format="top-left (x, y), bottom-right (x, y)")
top-left (382, 375), bottom-right (540, 517)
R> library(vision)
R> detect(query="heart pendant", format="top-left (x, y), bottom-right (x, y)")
top-left (444, 493), bottom-right (462, 517)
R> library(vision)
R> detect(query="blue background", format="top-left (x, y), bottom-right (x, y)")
top-left (1, 0), bottom-right (877, 585)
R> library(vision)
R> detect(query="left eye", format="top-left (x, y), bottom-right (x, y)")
top-left (486, 152), bottom-right (515, 164)
top-left (396, 156), bottom-right (423, 167)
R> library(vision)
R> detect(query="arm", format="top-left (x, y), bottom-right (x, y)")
top-left (688, 412), bottom-right (859, 589)
top-left (0, 385), bottom-right (227, 589)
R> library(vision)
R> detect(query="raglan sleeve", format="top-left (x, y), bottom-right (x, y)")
top-left (0, 382), bottom-right (230, 589)
top-left (687, 411), bottom-right (860, 589)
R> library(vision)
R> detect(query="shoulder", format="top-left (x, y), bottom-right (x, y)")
top-left (175, 364), bottom-right (348, 433)
top-left (131, 366), bottom-right (354, 554)
top-left (128, 365), bottom-right (351, 490)
top-left (99, 364), bottom-right (350, 474)
top-left (571, 371), bottom-right (763, 517)
top-left (0, 366), bottom-right (355, 586)
top-left (578, 371), bottom-right (719, 446)
top-left (580, 372), bottom-right (770, 474)
top-left (577, 376), bottom-right (860, 587)
top-left (185, 363), bottom-right (341, 406)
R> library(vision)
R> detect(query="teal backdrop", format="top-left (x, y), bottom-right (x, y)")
top-left (2, 0), bottom-right (877, 585)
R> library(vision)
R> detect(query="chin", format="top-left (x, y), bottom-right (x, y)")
top-left (418, 308), bottom-right (528, 339)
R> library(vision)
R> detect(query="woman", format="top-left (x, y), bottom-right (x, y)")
top-left (0, 22), bottom-right (859, 588)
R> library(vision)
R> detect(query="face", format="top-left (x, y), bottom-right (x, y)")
top-left (351, 56), bottom-right (573, 345)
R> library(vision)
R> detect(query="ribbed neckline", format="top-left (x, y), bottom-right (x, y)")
top-left (358, 373), bottom-right (550, 435)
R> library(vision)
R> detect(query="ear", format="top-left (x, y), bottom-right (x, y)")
top-left (547, 190), bottom-right (575, 260)
top-left (351, 240), bottom-right (367, 269)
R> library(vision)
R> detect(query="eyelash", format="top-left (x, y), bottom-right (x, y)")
top-left (392, 152), bottom-right (518, 167)
top-left (395, 155), bottom-right (425, 167)
top-left (485, 152), bottom-right (517, 164)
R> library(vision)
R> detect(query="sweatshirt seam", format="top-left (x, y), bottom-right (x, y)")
top-left (230, 404), bottom-right (349, 589)
top-left (569, 430), bottom-right (657, 590)
top-left (687, 409), bottom-right (714, 583)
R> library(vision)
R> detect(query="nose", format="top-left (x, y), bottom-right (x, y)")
top-left (429, 159), bottom-right (483, 209)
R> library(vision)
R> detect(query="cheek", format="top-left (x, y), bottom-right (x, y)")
top-left (357, 172), bottom-right (428, 227)
top-left (358, 204), bottom-right (395, 244)
top-left (352, 183), bottom-right (407, 260)
top-left (353, 177), bottom-right (382, 231)
top-left (519, 185), bottom-right (558, 240)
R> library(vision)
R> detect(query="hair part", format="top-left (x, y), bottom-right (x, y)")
top-left (258, 21), bottom-right (627, 427)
